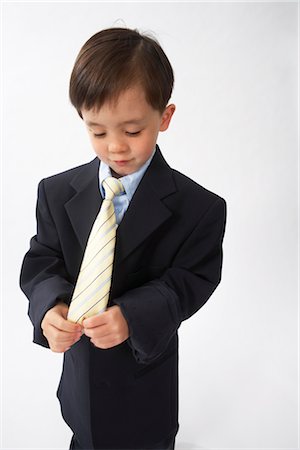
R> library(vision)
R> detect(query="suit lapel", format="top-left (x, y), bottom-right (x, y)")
top-left (64, 147), bottom-right (177, 264)
top-left (114, 146), bottom-right (177, 266)
top-left (64, 157), bottom-right (102, 250)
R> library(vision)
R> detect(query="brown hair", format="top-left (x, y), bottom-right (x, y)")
top-left (69, 27), bottom-right (174, 117)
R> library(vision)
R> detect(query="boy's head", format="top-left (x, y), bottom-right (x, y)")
top-left (69, 27), bottom-right (174, 116)
top-left (69, 27), bottom-right (175, 177)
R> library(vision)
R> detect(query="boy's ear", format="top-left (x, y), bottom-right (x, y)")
top-left (159, 104), bottom-right (176, 132)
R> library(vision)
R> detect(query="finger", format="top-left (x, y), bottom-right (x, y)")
top-left (47, 324), bottom-right (82, 343)
top-left (84, 326), bottom-right (109, 339)
top-left (55, 315), bottom-right (82, 333)
top-left (82, 314), bottom-right (107, 329)
top-left (58, 332), bottom-right (82, 344)
top-left (49, 335), bottom-right (81, 353)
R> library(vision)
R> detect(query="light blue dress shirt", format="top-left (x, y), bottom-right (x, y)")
top-left (99, 147), bottom-right (156, 225)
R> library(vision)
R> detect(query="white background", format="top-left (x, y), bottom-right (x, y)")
top-left (1, 2), bottom-right (299, 449)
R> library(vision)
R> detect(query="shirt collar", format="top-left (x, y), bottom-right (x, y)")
top-left (99, 147), bottom-right (156, 201)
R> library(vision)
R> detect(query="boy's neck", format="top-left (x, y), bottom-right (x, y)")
top-left (111, 169), bottom-right (122, 179)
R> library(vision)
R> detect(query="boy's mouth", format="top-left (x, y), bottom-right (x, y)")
top-left (114, 160), bottom-right (131, 166)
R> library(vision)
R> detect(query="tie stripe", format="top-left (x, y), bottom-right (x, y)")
top-left (74, 247), bottom-right (114, 290)
top-left (71, 260), bottom-right (114, 302)
top-left (81, 234), bottom-right (116, 272)
top-left (69, 272), bottom-right (112, 316)
top-left (88, 212), bottom-right (115, 246)
top-left (76, 292), bottom-right (109, 323)
top-left (67, 176), bottom-right (124, 324)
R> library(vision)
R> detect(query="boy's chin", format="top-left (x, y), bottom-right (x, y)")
top-left (110, 164), bottom-right (137, 178)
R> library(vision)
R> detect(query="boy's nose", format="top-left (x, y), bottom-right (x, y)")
top-left (108, 141), bottom-right (129, 154)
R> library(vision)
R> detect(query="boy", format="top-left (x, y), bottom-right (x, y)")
top-left (20, 28), bottom-right (226, 450)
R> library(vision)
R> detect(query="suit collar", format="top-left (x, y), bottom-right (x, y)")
top-left (64, 146), bottom-right (177, 264)
top-left (115, 145), bottom-right (177, 265)
top-left (65, 157), bottom-right (101, 249)
top-left (69, 157), bottom-right (100, 192)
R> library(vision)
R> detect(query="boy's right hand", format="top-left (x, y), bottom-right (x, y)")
top-left (41, 302), bottom-right (83, 353)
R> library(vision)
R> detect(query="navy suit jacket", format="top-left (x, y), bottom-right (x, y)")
top-left (20, 145), bottom-right (226, 449)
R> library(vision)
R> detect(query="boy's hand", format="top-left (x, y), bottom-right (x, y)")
top-left (82, 305), bottom-right (129, 349)
top-left (41, 302), bottom-right (83, 353)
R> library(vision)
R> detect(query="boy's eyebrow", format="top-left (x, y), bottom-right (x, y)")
top-left (86, 119), bottom-right (144, 127)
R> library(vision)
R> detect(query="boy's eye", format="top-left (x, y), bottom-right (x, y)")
top-left (126, 131), bottom-right (141, 136)
top-left (93, 131), bottom-right (141, 138)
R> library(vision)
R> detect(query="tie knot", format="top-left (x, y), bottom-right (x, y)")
top-left (102, 177), bottom-right (124, 200)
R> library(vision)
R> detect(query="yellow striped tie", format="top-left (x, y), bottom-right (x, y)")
top-left (67, 176), bottom-right (124, 324)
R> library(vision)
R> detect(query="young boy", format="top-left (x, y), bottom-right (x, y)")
top-left (20, 28), bottom-right (226, 450)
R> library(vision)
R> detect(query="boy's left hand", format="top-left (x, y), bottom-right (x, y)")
top-left (82, 305), bottom-right (129, 349)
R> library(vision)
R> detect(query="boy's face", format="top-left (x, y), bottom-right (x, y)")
top-left (81, 86), bottom-right (175, 177)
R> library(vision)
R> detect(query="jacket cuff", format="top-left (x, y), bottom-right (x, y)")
top-left (114, 280), bottom-right (180, 364)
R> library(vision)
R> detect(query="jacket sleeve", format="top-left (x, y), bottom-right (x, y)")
top-left (19, 179), bottom-right (74, 347)
top-left (114, 197), bottom-right (227, 364)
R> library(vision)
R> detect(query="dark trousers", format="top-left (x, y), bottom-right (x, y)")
top-left (69, 434), bottom-right (176, 450)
